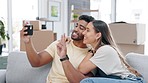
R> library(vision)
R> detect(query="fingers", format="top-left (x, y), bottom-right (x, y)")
top-left (65, 36), bottom-right (71, 44)
top-left (20, 27), bottom-right (28, 37)
top-left (57, 34), bottom-right (67, 48)
top-left (57, 42), bottom-right (63, 48)
top-left (57, 34), bottom-right (68, 57)
top-left (58, 34), bottom-right (67, 47)
top-left (61, 34), bottom-right (65, 42)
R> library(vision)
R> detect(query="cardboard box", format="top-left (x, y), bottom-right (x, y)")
top-left (23, 20), bottom-right (42, 30)
top-left (20, 30), bottom-right (56, 52)
top-left (109, 23), bottom-right (146, 45)
top-left (117, 44), bottom-right (144, 56)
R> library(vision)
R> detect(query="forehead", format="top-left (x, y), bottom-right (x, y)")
top-left (77, 20), bottom-right (88, 27)
top-left (86, 22), bottom-right (94, 28)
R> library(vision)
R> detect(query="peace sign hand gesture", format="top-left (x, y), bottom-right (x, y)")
top-left (57, 34), bottom-right (67, 58)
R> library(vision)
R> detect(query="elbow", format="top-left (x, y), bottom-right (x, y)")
top-left (78, 67), bottom-right (87, 75)
top-left (30, 63), bottom-right (40, 67)
top-left (69, 76), bottom-right (85, 83)
top-left (31, 64), bottom-right (39, 67)
top-left (78, 66), bottom-right (82, 71)
top-left (71, 80), bottom-right (82, 83)
top-left (29, 61), bottom-right (41, 67)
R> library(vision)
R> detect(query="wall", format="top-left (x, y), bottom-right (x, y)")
top-left (67, 0), bottom-right (90, 35)
top-left (38, 0), bottom-right (68, 39)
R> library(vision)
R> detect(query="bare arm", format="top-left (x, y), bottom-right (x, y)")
top-left (25, 40), bottom-right (53, 67)
top-left (20, 27), bottom-right (53, 67)
top-left (57, 34), bottom-right (93, 83)
top-left (60, 55), bottom-right (94, 83)
top-left (78, 52), bottom-right (96, 74)
top-left (61, 60), bottom-right (86, 83)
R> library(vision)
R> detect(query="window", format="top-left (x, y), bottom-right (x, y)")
top-left (0, 0), bottom-right (8, 53)
top-left (12, 0), bottom-right (38, 51)
top-left (0, 0), bottom-right (38, 54)
top-left (96, 0), bottom-right (111, 23)
top-left (116, 0), bottom-right (148, 55)
top-left (91, 0), bottom-right (112, 23)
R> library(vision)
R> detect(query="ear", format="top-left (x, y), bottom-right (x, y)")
top-left (95, 32), bottom-right (101, 40)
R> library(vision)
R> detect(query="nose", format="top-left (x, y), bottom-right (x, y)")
top-left (82, 30), bottom-right (86, 35)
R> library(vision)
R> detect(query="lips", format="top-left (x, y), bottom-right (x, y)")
top-left (83, 37), bottom-right (87, 43)
top-left (72, 32), bottom-right (78, 37)
top-left (83, 37), bottom-right (87, 41)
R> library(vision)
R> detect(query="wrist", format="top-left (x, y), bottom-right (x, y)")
top-left (24, 38), bottom-right (32, 44)
top-left (60, 55), bottom-right (69, 62)
top-left (88, 49), bottom-right (94, 54)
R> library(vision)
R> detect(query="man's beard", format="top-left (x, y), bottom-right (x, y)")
top-left (71, 31), bottom-right (84, 41)
top-left (71, 36), bottom-right (84, 41)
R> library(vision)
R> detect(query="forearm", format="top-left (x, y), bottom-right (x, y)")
top-left (25, 39), bottom-right (41, 67)
top-left (78, 53), bottom-right (93, 71)
top-left (62, 60), bottom-right (86, 83)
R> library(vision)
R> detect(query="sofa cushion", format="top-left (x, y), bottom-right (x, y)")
top-left (6, 51), bottom-right (51, 83)
top-left (0, 70), bottom-right (6, 83)
top-left (0, 56), bottom-right (8, 69)
top-left (126, 53), bottom-right (148, 83)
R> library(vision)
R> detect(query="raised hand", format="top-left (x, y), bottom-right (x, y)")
top-left (57, 34), bottom-right (67, 58)
top-left (20, 27), bottom-right (31, 44)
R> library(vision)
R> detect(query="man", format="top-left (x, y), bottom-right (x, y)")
top-left (20, 15), bottom-right (94, 83)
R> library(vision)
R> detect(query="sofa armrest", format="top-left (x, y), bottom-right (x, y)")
top-left (6, 51), bottom-right (51, 83)
top-left (126, 53), bottom-right (148, 83)
top-left (0, 69), bottom-right (6, 83)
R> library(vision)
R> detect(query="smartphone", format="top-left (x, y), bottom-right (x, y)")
top-left (24, 24), bottom-right (33, 36)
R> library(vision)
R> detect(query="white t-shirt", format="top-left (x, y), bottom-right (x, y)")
top-left (90, 45), bottom-right (131, 78)
top-left (45, 40), bottom-right (89, 83)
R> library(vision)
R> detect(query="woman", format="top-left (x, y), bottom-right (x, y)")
top-left (57, 20), bottom-right (146, 83)
top-left (79, 20), bottom-right (145, 83)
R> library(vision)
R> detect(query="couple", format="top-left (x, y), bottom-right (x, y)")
top-left (20, 15), bottom-right (145, 83)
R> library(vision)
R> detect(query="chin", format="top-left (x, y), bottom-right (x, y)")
top-left (83, 40), bottom-right (88, 44)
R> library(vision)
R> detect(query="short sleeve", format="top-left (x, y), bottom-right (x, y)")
top-left (44, 41), bottom-right (58, 58)
top-left (90, 45), bottom-right (120, 75)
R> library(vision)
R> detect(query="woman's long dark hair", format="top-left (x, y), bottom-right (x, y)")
top-left (92, 20), bottom-right (141, 77)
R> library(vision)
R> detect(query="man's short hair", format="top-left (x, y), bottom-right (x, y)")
top-left (79, 15), bottom-right (95, 23)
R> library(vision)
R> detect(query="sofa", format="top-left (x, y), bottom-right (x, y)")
top-left (0, 51), bottom-right (51, 83)
top-left (0, 52), bottom-right (148, 83)
top-left (80, 52), bottom-right (148, 83)
top-left (126, 52), bottom-right (148, 83)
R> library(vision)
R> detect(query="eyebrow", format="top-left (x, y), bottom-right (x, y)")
top-left (76, 23), bottom-right (86, 29)
top-left (79, 24), bottom-right (86, 28)
top-left (85, 27), bottom-right (89, 29)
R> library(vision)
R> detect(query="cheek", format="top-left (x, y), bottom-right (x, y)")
top-left (83, 33), bottom-right (96, 44)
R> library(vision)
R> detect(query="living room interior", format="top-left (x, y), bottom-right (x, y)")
top-left (0, 0), bottom-right (148, 83)
top-left (0, 0), bottom-right (147, 55)
top-left (0, 0), bottom-right (148, 55)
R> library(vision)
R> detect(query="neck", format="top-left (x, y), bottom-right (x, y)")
top-left (73, 40), bottom-right (87, 48)
top-left (91, 40), bottom-right (101, 50)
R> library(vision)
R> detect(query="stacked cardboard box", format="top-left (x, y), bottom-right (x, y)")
top-left (20, 20), bottom-right (56, 52)
top-left (109, 23), bottom-right (145, 55)
top-left (23, 20), bottom-right (42, 30)
top-left (109, 23), bottom-right (145, 45)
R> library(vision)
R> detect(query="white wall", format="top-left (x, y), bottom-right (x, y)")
top-left (38, 0), bottom-right (68, 39)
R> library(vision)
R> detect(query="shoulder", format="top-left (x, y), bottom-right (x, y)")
top-left (95, 45), bottom-right (117, 56)
top-left (91, 45), bottom-right (119, 62)
top-left (45, 40), bottom-right (59, 50)
top-left (98, 45), bottom-right (115, 52)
